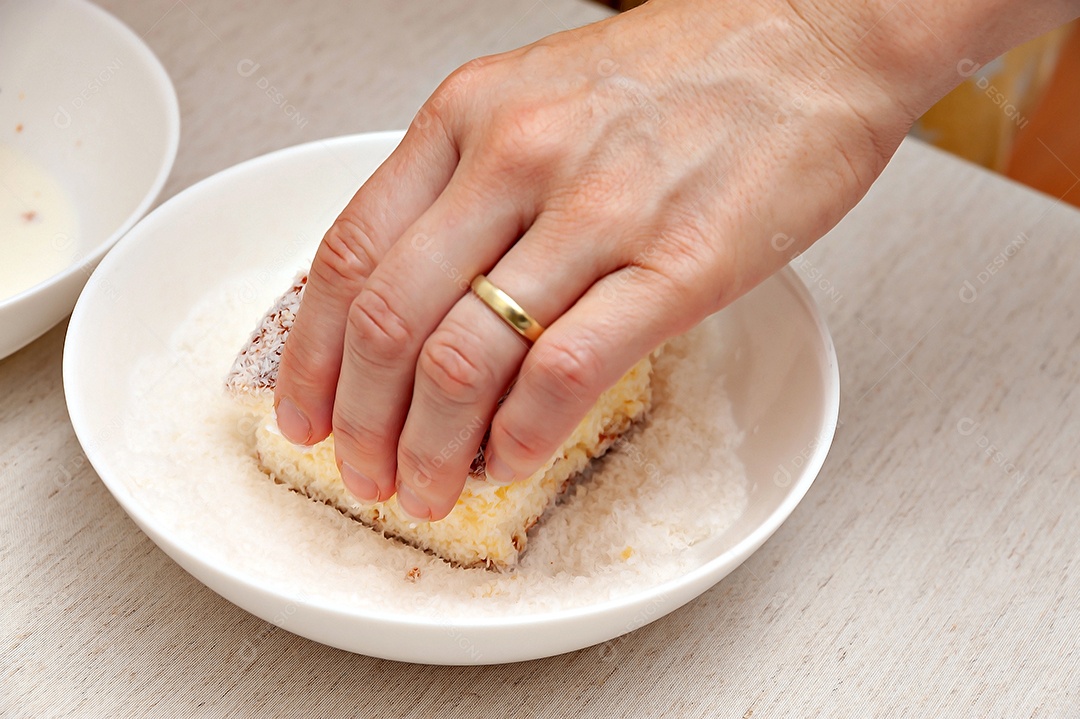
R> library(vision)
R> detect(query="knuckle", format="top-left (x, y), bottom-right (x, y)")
top-left (396, 444), bottom-right (440, 489)
top-left (449, 56), bottom-right (490, 88)
top-left (649, 243), bottom-right (701, 293)
top-left (530, 339), bottom-right (603, 405)
top-left (417, 327), bottom-right (494, 407)
top-left (634, 262), bottom-right (712, 330)
top-left (643, 219), bottom-right (729, 313)
top-left (484, 104), bottom-right (562, 174)
top-left (490, 417), bottom-right (550, 465)
top-left (345, 281), bottom-right (415, 364)
top-left (314, 214), bottom-right (382, 286)
top-left (332, 410), bottom-right (395, 457)
top-left (420, 57), bottom-right (491, 126)
top-left (675, 264), bottom-right (731, 318)
top-left (277, 342), bottom-right (326, 394)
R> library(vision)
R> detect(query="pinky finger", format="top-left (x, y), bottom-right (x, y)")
top-left (484, 267), bottom-right (697, 483)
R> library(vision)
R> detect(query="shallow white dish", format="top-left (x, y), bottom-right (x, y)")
top-left (64, 131), bottom-right (839, 664)
top-left (0, 0), bottom-right (179, 358)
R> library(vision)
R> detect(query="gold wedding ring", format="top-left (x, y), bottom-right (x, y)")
top-left (470, 274), bottom-right (545, 342)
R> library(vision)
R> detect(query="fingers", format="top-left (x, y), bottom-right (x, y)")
top-left (393, 294), bottom-right (528, 519)
top-left (484, 266), bottom-right (693, 485)
top-left (329, 176), bottom-right (524, 505)
top-left (274, 121), bottom-right (459, 445)
top-left (393, 217), bottom-right (621, 520)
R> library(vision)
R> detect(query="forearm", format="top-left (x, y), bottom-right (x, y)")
top-left (786, 0), bottom-right (1080, 118)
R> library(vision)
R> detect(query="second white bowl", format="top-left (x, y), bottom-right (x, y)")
top-left (0, 0), bottom-right (179, 358)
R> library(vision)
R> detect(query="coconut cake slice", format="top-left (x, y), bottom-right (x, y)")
top-left (226, 274), bottom-right (653, 571)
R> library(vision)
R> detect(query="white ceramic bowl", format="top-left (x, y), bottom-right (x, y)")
top-left (64, 132), bottom-right (839, 664)
top-left (0, 0), bottom-right (179, 358)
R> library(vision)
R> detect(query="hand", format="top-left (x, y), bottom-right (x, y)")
top-left (273, 0), bottom-right (1078, 520)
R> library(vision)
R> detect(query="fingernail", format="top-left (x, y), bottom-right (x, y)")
top-left (485, 452), bottom-right (515, 486)
top-left (395, 482), bottom-right (430, 522)
top-left (275, 397), bottom-right (311, 445)
top-left (340, 463), bottom-right (380, 503)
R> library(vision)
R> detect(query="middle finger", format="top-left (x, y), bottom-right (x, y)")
top-left (394, 214), bottom-right (627, 520)
top-left (331, 175), bottom-right (522, 503)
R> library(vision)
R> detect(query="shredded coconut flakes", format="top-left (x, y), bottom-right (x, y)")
top-left (118, 272), bottom-right (748, 618)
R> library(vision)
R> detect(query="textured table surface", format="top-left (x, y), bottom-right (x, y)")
top-left (3, 0), bottom-right (1079, 716)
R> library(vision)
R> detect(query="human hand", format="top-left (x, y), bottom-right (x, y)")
top-left (273, 0), bottom-right (1078, 520)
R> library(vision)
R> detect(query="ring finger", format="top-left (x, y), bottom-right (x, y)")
top-left (393, 216), bottom-right (633, 520)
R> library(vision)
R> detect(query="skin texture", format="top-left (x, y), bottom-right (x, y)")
top-left (274, 0), bottom-right (1080, 520)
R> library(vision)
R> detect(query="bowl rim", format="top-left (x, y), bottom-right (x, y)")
top-left (0, 0), bottom-right (181, 309)
top-left (64, 131), bottom-right (840, 632)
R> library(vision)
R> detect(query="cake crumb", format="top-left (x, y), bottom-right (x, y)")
top-left (406, 567), bottom-right (421, 582)
top-left (621, 546), bottom-right (634, 560)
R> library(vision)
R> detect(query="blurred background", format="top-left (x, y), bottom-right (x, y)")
top-left (598, 1), bottom-right (1080, 209)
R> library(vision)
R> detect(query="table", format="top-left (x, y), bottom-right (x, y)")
top-left (3, 0), bottom-right (1079, 715)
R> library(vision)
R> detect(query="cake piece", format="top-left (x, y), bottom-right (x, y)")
top-left (226, 274), bottom-right (653, 571)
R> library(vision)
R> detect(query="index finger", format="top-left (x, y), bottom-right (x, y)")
top-left (274, 118), bottom-right (459, 445)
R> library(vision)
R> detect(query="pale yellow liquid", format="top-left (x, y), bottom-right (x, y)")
top-left (0, 144), bottom-right (78, 301)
